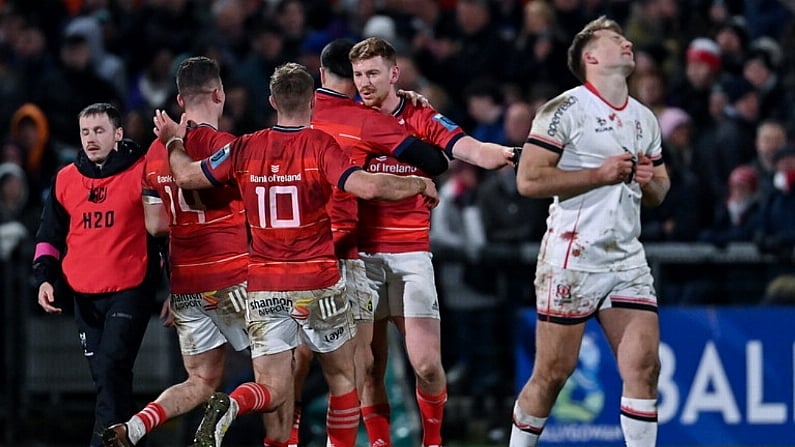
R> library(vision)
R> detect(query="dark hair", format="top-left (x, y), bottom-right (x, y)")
top-left (567, 15), bottom-right (623, 83)
top-left (320, 38), bottom-right (355, 79)
top-left (176, 56), bottom-right (221, 99)
top-left (79, 102), bottom-right (122, 128)
top-left (269, 63), bottom-right (315, 116)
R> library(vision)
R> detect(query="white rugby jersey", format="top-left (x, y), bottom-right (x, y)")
top-left (528, 83), bottom-right (663, 272)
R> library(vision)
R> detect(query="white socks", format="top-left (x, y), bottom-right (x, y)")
top-left (619, 397), bottom-right (658, 447)
top-left (509, 401), bottom-right (547, 447)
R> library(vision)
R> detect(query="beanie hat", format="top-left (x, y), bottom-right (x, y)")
top-left (686, 37), bottom-right (721, 72)
top-left (728, 164), bottom-right (758, 190)
top-left (658, 107), bottom-right (691, 140)
top-left (722, 76), bottom-right (756, 103)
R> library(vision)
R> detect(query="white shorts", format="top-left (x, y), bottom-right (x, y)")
top-left (360, 251), bottom-right (440, 320)
top-left (247, 277), bottom-right (356, 357)
top-left (534, 262), bottom-right (658, 324)
top-left (171, 282), bottom-right (249, 356)
top-left (340, 258), bottom-right (377, 323)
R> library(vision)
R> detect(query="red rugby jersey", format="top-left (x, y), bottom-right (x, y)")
top-left (358, 97), bottom-right (465, 253)
top-left (311, 88), bottom-right (417, 259)
top-left (142, 124), bottom-right (248, 293)
top-left (202, 125), bottom-right (359, 291)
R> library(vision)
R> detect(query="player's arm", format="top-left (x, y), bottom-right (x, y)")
top-left (153, 110), bottom-right (215, 190)
top-left (516, 143), bottom-right (635, 200)
top-left (143, 200), bottom-right (170, 237)
top-left (635, 155), bottom-right (670, 207)
top-left (450, 136), bottom-right (515, 170)
top-left (342, 169), bottom-right (438, 206)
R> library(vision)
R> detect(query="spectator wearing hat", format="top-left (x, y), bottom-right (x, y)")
top-left (698, 164), bottom-right (766, 305)
top-left (668, 37), bottom-right (723, 137)
top-left (713, 15), bottom-right (750, 77)
top-left (704, 75), bottom-right (760, 203)
top-left (743, 39), bottom-right (787, 121)
top-left (641, 107), bottom-right (703, 243)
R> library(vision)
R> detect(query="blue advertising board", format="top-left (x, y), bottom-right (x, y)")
top-left (515, 307), bottom-right (795, 446)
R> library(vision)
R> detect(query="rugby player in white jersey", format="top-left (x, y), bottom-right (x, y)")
top-left (509, 15), bottom-right (670, 447)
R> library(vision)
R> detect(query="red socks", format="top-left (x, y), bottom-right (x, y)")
top-left (416, 387), bottom-right (447, 447)
top-left (326, 389), bottom-right (360, 447)
top-left (230, 382), bottom-right (272, 416)
top-left (362, 403), bottom-right (391, 446)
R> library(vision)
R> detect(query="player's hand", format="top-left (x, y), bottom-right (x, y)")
top-left (634, 154), bottom-right (654, 186)
top-left (153, 110), bottom-right (187, 143)
top-left (397, 89), bottom-right (431, 108)
top-left (160, 297), bottom-right (175, 328)
top-left (420, 177), bottom-right (439, 208)
top-left (596, 152), bottom-right (636, 185)
top-left (37, 282), bottom-right (61, 314)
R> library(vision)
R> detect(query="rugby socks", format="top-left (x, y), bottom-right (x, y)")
top-left (287, 402), bottom-right (302, 447)
top-left (264, 438), bottom-right (289, 447)
top-left (326, 389), bottom-right (360, 447)
top-left (509, 401), bottom-right (547, 447)
top-left (416, 386), bottom-right (447, 447)
top-left (128, 402), bottom-right (167, 444)
top-left (230, 382), bottom-right (272, 416)
top-left (619, 397), bottom-right (658, 447)
top-left (362, 403), bottom-right (391, 446)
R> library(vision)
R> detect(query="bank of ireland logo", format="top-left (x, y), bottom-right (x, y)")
top-left (551, 333), bottom-right (605, 422)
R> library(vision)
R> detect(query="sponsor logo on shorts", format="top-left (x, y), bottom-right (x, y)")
top-left (250, 297), bottom-right (292, 317)
top-left (172, 293), bottom-right (205, 310)
top-left (323, 326), bottom-right (345, 343)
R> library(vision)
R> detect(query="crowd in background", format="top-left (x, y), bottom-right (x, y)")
top-left (1, 0), bottom-right (795, 443)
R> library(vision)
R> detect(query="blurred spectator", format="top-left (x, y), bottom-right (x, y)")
top-left (623, 0), bottom-right (684, 79)
top-left (506, 0), bottom-right (572, 95)
top-left (641, 108), bottom-right (702, 242)
top-left (63, 15), bottom-right (127, 98)
top-left (700, 164), bottom-right (761, 247)
top-left (744, 0), bottom-right (793, 41)
top-left (668, 37), bottom-right (723, 135)
top-left (33, 33), bottom-right (122, 152)
top-left (234, 20), bottom-right (286, 127)
top-left (126, 46), bottom-right (176, 110)
top-left (752, 120), bottom-right (789, 201)
top-left (743, 38), bottom-right (786, 122)
top-left (401, 0), bottom-right (458, 89)
top-left (11, 24), bottom-right (56, 102)
top-left (704, 75), bottom-right (760, 203)
top-left (8, 103), bottom-right (58, 198)
top-left (446, 0), bottom-right (507, 105)
top-left (713, 15), bottom-right (749, 77)
top-left (630, 69), bottom-right (667, 116)
top-left (275, 0), bottom-right (308, 62)
top-left (0, 43), bottom-right (25, 138)
top-left (754, 146), bottom-right (795, 261)
top-left (463, 78), bottom-right (506, 145)
top-left (655, 107), bottom-right (714, 228)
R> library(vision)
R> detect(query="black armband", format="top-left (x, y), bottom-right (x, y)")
top-left (397, 138), bottom-right (450, 176)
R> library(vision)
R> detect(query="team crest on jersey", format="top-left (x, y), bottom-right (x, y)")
top-left (594, 116), bottom-right (613, 133)
top-left (88, 186), bottom-right (107, 203)
top-left (209, 144), bottom-right (231, 169)
top-left (609, 112), bottom-right (623, 128)
top-left (271, 165), bottom-right (279, 173)
top-left (432, 113), bottom-right (459, 131)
